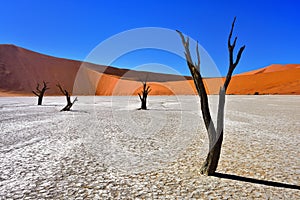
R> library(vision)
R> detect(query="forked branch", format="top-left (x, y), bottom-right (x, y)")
top-left (177, 17), bottom-right (245, 175)
top-left (56, 83), bottom-right (77, 111)
top-left (224, 17), bottom-right (246, 91)
top-left (56, 83), bottom-right (68, 97)
top-left (32, 81), bottom-right (49, 105)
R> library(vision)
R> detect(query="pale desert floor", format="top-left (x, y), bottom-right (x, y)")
top-left (0, 95), bottom-right (299, 199)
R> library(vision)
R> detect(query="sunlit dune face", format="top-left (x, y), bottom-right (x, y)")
top-left (228, 66), bottom-right (300, 95)
top-left (134, 82), bottom-right (175, 96)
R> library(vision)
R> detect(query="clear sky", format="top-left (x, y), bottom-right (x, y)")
top-left (0, 0), bottom-right (299, 76)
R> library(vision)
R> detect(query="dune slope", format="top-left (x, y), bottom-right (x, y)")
top-left (0, 44), bottom-right (299, 96)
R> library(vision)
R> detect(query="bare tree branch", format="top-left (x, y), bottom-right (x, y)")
top-left (43, 81), bottom-right (50, 90)
top-left (32, 81), bottom-right (49, 105)
top-left (56, 83), bottom-right (76, 111)
top-left (228, 17), bottom-right (236, 48)
top-left (177, 17), bottom-right (245, 175)
top-left (138, 80), bottom-right (151, 110)
top-left (196, 41), bottom-right (201, 70)
top-left (32, 90), bottom-right (39, 97)
top-left (224, 17), bottom-right (246, 91)
top-left (138, 93), bottom-right (142, 101)
top-left (56, 83), bottom-right (66, 95)
top-left (176, 30), bottom-right (215, 134)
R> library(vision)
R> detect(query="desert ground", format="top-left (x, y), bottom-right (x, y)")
top-left (0, 95), bottom-right (299, 199)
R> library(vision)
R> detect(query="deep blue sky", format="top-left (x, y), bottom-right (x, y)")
top-left (0, 0), bottom-right (299, 76)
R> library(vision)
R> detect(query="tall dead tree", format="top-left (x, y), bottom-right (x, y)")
top-left (138, 81), bottom-right (151, 110)
top-left (56, 83), bottom-right (78, 111)
top-left (177, 17), bottom-right (245, 175)
top-left (32, 81), bottom-right (49, 105)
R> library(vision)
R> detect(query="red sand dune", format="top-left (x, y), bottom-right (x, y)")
top-left (238, 64), bottom-right (300, 75)
top-left (228, 65), bottom-right (300, 95)
top-left (0, 44), bottom-right (299, 96)
top-left (0, 44), bottom-right (81, 95)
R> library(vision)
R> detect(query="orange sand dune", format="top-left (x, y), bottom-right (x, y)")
top-left (239, 64), bottom-right (300, 75)
top-left (0, 44), bottom-right (299, 96)
top-left (228, 67), bottom-right (300, 94)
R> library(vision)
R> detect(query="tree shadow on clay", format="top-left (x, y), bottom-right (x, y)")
top-left (213, 173), bottom-right (300, 190)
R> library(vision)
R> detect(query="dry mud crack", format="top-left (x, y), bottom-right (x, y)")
top-left (0, 96), bottom-right (299, 199)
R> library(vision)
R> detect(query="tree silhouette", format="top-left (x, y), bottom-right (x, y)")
top-left (138, 81), bottom-right (151, 110)
top-left (32, 81), bottom-right (49, 105)
top-left (177, 17), bottom-right (245, 175)
top-left (56, 83), bottom-right (78, 111)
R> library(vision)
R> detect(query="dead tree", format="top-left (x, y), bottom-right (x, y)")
top-left (56, 83), bottom-right (78, 111)
top-left (138, 81), bottom-right (151, 110)
top-left (177, 17), bottom-right (245, 175)
top-left (32, 81), bottom-right (49, 105)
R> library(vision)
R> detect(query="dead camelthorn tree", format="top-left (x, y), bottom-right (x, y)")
top-left (138, 81), bottom-right (151, 110)
top-left (32, 81), bottom-right (49, 105)
top-left (177, 17), bottom-right (245, 175)
top-left (56, 83), bottom-right (78, 111)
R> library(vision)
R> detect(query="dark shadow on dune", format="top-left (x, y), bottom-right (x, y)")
top-left (213, 172), bottom-right (300, 190)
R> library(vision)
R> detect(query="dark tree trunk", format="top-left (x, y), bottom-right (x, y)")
top-left (141, 100), bottom-right (147, 110)
top-left (200, 132), bottom-right (223, 175)
top-left (56, 84), bottom-right (78, 111)
top-left (32, 81), bottom-right (49, 105)
top-left (38, 96), bottom-right (43, 105)
top-left (177, 17), bottom-right (245, 175)
top-left (200, 87), bottom-right (225, 175)
top-left (66, 96), bottom-right (71, 105)
top-left (61, 96), bottom-right (77, 111)
top-left (138, 81), bottom-right (151, 110)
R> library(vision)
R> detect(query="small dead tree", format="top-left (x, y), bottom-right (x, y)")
top-left (177, 17), bottom-right (245, 175)
top-left (32, 81), bottom-right (49, 105)
top-left (56, 83), bottom-right (78, 111)
top-left (138, 81), bottom-right (151, 110)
